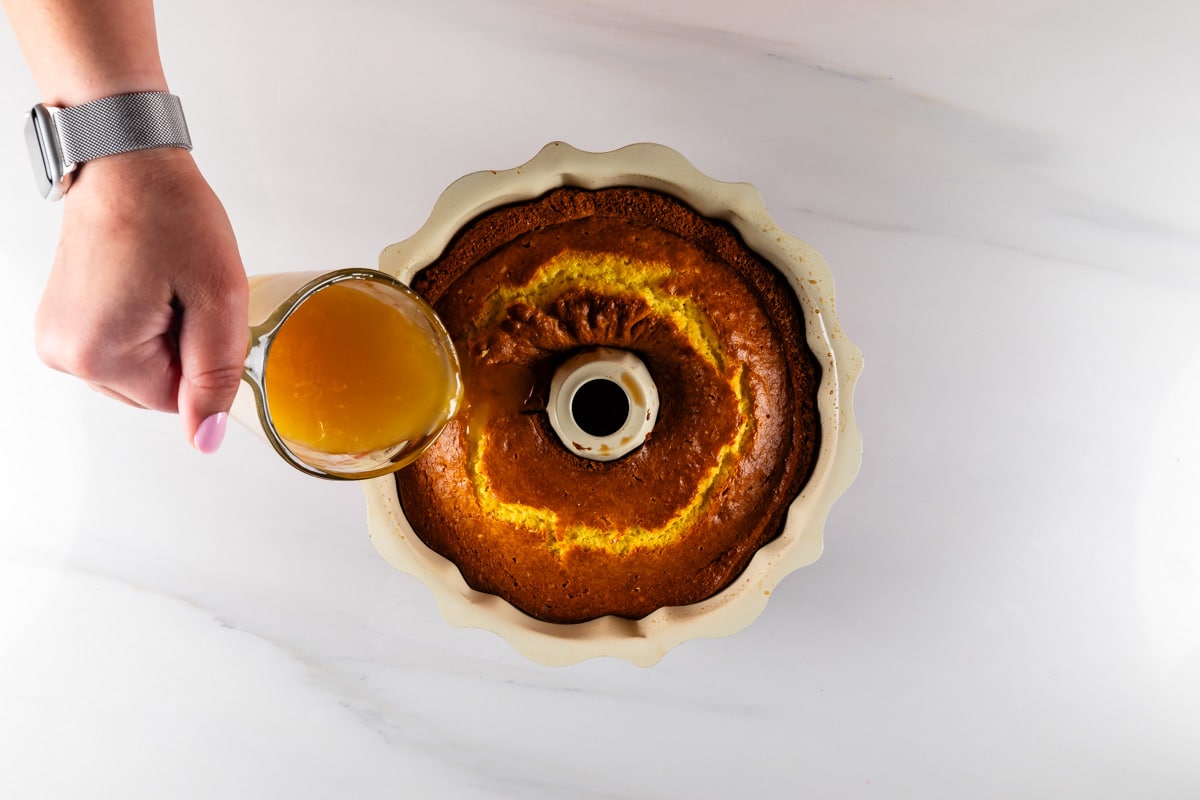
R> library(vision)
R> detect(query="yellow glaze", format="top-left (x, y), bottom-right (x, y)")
top-left (465, 250), bottom-right (754, 556)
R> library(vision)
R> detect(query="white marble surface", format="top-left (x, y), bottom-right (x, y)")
top-left (2, 1), bottom-right (1199, 796)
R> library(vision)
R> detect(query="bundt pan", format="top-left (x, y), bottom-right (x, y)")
top-left (364, 142), bottom-right (862, 666)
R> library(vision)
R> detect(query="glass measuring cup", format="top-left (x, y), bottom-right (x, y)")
top-left (231, 268), bottom-right (462, 480)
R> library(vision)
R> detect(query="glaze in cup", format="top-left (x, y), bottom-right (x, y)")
top-left (232, 268), bottom-right (462, 480)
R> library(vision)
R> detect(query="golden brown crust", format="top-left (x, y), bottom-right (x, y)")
top-left (396, 187), bottom-right (821, 623)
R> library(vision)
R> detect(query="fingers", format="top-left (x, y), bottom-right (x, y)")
top-left (86, 382), bottom-right (148, 409)
top-left (175, 272), bottom-right (249, 453)
top-left (35, 302), bottom-right (183, 413)
top-left (36, 275), bottom-right (247, 454)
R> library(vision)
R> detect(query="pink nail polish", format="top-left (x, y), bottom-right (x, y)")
top-left (194, 412), bottom-right (228, 454)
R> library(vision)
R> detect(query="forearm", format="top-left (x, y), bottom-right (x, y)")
top-left (2, 0), bottom-right (166, 105)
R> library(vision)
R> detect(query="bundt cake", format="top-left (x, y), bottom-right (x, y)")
top-left (394, 186), bottom-right (822, 623)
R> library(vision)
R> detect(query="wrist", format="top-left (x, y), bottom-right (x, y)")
top-left (39, 75), bottom-right (168, 109)
top-left (66, 146), bottom-right (197, 201)
top-left (26, 91), bottom-right (192, 201)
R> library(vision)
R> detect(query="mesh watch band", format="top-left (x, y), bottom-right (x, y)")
top-left (54, 92), bottom-right (192, 165)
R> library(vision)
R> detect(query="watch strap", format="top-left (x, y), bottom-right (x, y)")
top-left (54, 92), bottom-right (192, 165)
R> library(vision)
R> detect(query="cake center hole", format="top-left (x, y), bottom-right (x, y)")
top-left (571, 379), bottom-right (630, 438)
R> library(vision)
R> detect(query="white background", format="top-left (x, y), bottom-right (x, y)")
top-left (2, 1), bottom-right (1198, 797)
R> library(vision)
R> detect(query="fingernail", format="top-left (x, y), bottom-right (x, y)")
top-left (194, 412), bottom-right (228, 455)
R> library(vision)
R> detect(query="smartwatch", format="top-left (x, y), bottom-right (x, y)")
top-left (24, 91), bottom-right (192, 201)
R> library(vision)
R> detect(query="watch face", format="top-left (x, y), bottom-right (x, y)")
top-left (25, 105), bottom-right (66, 200)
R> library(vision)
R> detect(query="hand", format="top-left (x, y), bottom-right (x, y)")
top-left (34, 147), bottom-right (249, 453)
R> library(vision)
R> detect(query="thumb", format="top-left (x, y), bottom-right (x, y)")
top-left (176, 279), bottom-right (249, 454)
